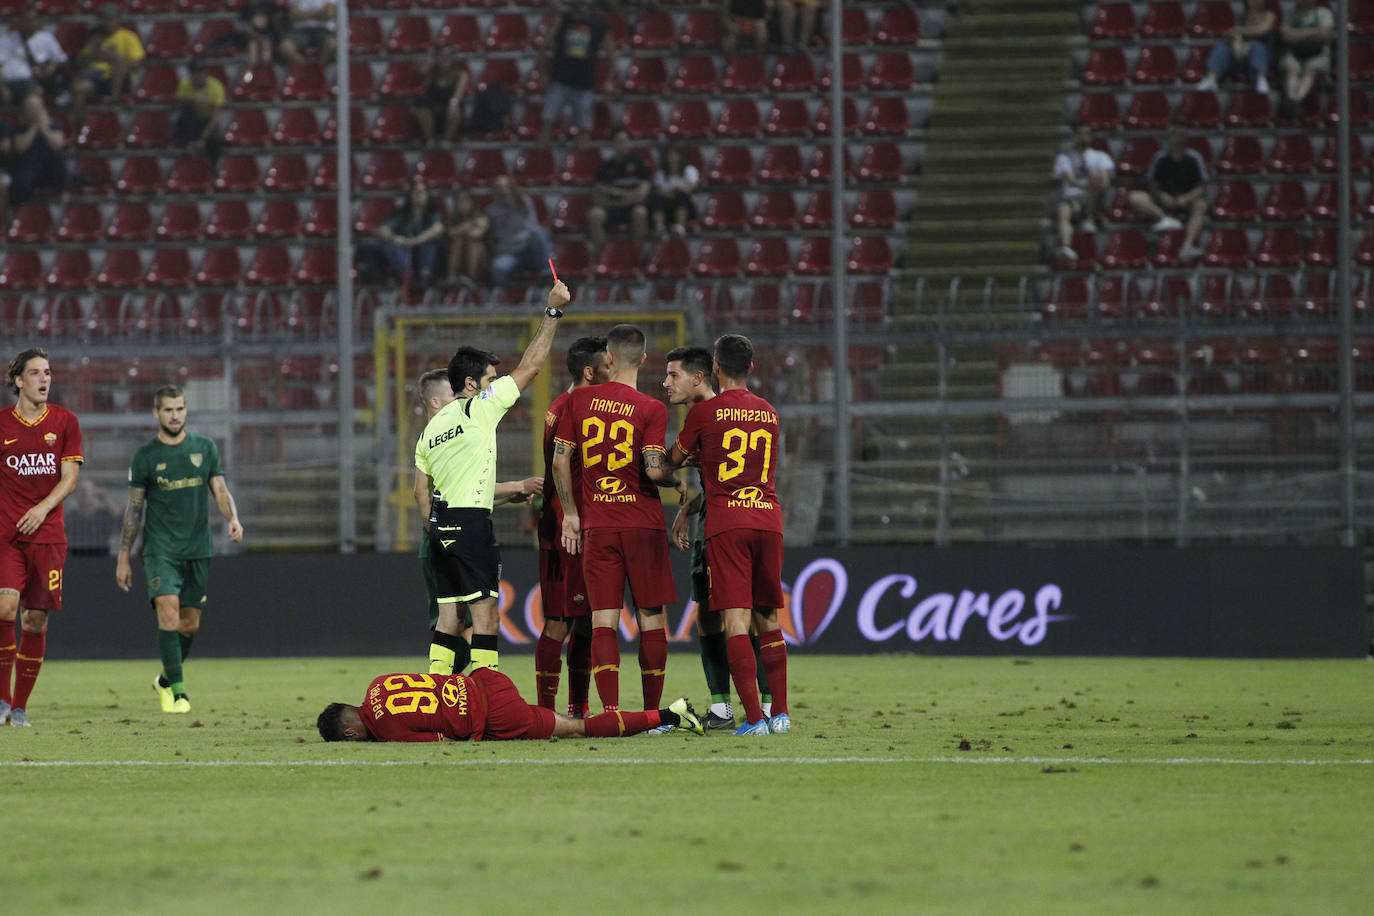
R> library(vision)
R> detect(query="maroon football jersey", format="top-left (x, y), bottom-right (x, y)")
top-left (0, 403), bottom-right (83, 544)
top-left (538, 390), bottom-right (582, 549)
top-left (673, 388), bottom-right (783, 537)
top-left (359, 673), bottom-right (488, 742)
top-left (553, 381), bottom-right (667, 533)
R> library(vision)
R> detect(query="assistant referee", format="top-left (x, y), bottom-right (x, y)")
top-left (415, 280), bottom-right (572, 674)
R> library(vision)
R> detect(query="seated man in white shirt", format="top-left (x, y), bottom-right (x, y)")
top-left (0, 10), bottom-right (68, 106)
top-left (1054, 122), bottom-right (1115, 262)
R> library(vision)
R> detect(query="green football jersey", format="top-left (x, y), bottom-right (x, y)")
top-left (128, 432), bottom-right (223, 560)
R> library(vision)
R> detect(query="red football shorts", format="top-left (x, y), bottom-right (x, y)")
top-left (705, 528), bottom-right (784, 612)
top-left (539, 546), bottom-right (589, 618)
top-left (582, 528), bottom-right (677, 612)
top-left (472, 667), bottom-right (556, 740)
top-left (0, 539), bottom-right (66, 611)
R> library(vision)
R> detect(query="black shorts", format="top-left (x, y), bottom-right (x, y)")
top-left (730, 0), bottom-right (767, 18)
top-left (428, 507), bottom-right (502, 604)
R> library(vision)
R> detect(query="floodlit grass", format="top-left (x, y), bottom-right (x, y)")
top-left (3, 655), bottom-right (1372, 914)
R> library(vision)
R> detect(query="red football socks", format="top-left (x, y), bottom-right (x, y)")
top-left (591, 625), bottom-right (620, 712)
top-left (727, 633), bottom-right (766, 724)
top-left (12, 629), bottom-right (45, 709)
top-left (584, 708), bottom-right (661, 737)
top-left (638, 627), bottom-right (667, 710)
top-left (534, 634), bottom-right (563, 709)
top-left (0, 622), bottom-right (15, 704)
top-left (758, 628), bottom-right (788, 716)
top-left (567, 628), bottom-right (591, 717)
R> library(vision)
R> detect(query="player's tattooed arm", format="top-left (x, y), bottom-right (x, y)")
top-left (552, 441), bottom-right (581, 554)
top-left (115, 486), bottom-right (146, 592)
top-left (644, 449), bottom-right (685, 496)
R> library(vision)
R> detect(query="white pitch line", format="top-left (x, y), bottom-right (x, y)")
top-left (1, 756), bottom-right (1372, 768)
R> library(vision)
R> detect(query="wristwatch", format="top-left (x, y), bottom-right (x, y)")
top-left (545, 306), bottom-right (564, 318)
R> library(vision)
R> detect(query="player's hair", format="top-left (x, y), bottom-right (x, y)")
top-left (666, 345), bottom-right (713, 381)
top-left (714, 334), bottom-right (755, 380)
top-left (7, 347), bottom-right (47, 394)
top-left (317, 703), bottom-right (351, 742)
top-left (416, 368), bottom-right (450, 407)
top-left (152, 385), bottom-right (183, 409)
top-left (566, 336), bottom-right (607, 380)
top-left (606, 324), bottom-right (646, 367)
top-left (447, 346), bottom-right (501, 394)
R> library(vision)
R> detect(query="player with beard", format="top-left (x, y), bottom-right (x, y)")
top-left (0, 348), bottom-right (83, 726)
top-left (117, 386), bottom-right (243, 714)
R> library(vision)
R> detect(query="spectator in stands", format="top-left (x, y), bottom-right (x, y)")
top-left (723, 0), bottom-right (770, 55)
top-left (484, 175), bottom-right (553, 288)
top-left (1195, 0), bottom-right (1276, 95)
top-left (238, 0), bottom-right (287, 66)
top-left (70, 3), bottom-right (146, 128)
top-left (651, 144), bottom-right (699, 239)
top-left (377, 178), bottom-right (447, 293)
top-left (278, 0), bottom-right (337, 67)
top-left (0, 90), bottom-right (68, 210)
top-left (414, 44), bottom-right (472, 148)
top-left (1278, 0), bottom-right (1335, 109)
top-left (172, 59), bottom-right (225, 167)
top-left (447, 189), bottom-right (490, 287)
top-left (1053, 122), bottom-right (1114, 262)
top-left (1127, 122), bottom-right (1208, 262)
top-left (537, 0), bottom-right (617, 147)
top-left (778, 0), bottom-right (818, 52)
top-left (588, 127), bottom-right (650, 256)
top-left (0, 10), bottom-right (68, 107)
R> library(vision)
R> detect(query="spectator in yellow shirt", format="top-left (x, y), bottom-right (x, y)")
top-left (172, 60), bottom-right (225, 165)
top-left (71, 3), bottom-right (145, 127)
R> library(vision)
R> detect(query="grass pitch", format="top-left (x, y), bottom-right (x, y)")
top-left (3, 655), bottom-right (1372, 915)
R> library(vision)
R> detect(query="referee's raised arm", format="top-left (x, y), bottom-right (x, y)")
top-left (509, 281), bottom-right (573, 393)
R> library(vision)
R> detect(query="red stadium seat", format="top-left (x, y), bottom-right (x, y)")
top-left (817, 98), bottom-right (860, 134)
top-left (661, 100), bottom-right (710, 140)
top-left (348, 61), bottom-right (377, 100)
top-left (799, 190), bottom-right (832, 229)
top-left (701, 192), bottom-right (749, 232)
top-left (852, 189), bottom-right (898, 229)
top-left (623, 57), bottom-right (667, 94)
top-left (806, 144), bottom-right (853, 184)
top-left (1310, 181), bottom-right (1355, 220)
top-left (1307, 227), bottom-right (1340, 266)
top-left (1216, 135), bottom-right (1264, 174)
top-left (1082, 47), bottom-right (1127, 86)
top-left (679, 10), bottom-right (721, 48)
top-left (1101, 230), bottom-right (1149, 269)
top-left (744, 238), bottom-right (792, 277)
top-left (620, 100), bottom-right (664, 139)
top-left (349, 17), bottom-right (384, 55)
top-left (757, 146), bottom-right (804, 183)
top-left (387, 15), bottom-right (432, 54)
top-left (476, 58), bottom-right (521, 94)
top-left (1116, 136), bottom-right (1161, 180)
top-left (631, 10), bottom-right (675, 49)
top-left (551, 195), bottom-right (591, 234)
top-left (46, 250), bottom-right (93, 290)
top-left (296, 247), bottom-right (337, 285)
top-left (78, 111), bottom-right (122, 150)
top-left (796, 237), bottom-right (832, 275)
top-left (558, 148), bottom-right (602, 185)
top-left (415, 150), bottom-right (460, 188)
top-left (106, 202), bottom-right (153, 241)
top-left (868, 52), bottom-right (916, 90)
top-left (378, 61), bottom-right (424, 98)
top-left (548, 240), bottom-right (591, 282)
top-left (224, 109), bottom-right (270, 146)
top-left (692, 239), bottom-right (741, 278)
top-left (156, 202), bottom-right (202, 241)
top-left (1124, 91), bottom-right (1171, 130)
top-left (874, 6), bottom-right (920, 44)
top-left (370, 107), bottom-right (416, 144)
top-left (1179, 46), bottom-right (1211, 82)
top-left (770, 54), bottom-right (817, 92)
top-left (593, 240), bottom-right (642, 281)
top-left (645, 237), bottom-right (691, 280)
top-left (1175, 90), bottom-right (1221, 128)
top-left (674, 57), bottom-right (720, 94)
top-left (245, 247), bottom-right (293, 286)
top-left (116, 157), bottom-right (163, 195)
top-left (191, 20), bottom-right (236, 57)
top-left (7, 204), bottom-right (54, 243)
top-left (712, 99), bottom-right (761, 138)
top-left (52, 20), bottom-right (87, 57)
top-left (232, 63), bottom-right (279, 101)
top-left (819, 54), bottom-right (863, 92)
top-left (438, 15), bottom-right (482, 53)
top-left (56, 202), bottom-right (102, 242)
top-left (1043, 276), bottom-right (1092, 320)
top-left (254, 200), bottom-right (302, 240)
top-left (857, 143), bottom-right (903, 182)
top-left (125, 110), bottom-right (171, 149)
top-left (139, 250), bottom-right (192, 293)
top-left (1260, 182), bottom-right (1308, 221)
top-left (272, 109), bottom-right (320, 147)
top-left (721, 55), bottom-right (765, 93)
top-left (751, 191), bottom-right (799, 231)
top-left (707, 146), bottom-right (753, 185)
top-left (95, 249), bottom-right (143, 290)
top-left (1202, 228), bottom-right (1252, 268)
top-left (863, 98), bottom-right (908, 135)
top-left (1329, 88), bottom-right (1372, 127)
top-left (1073, 93), bottom-right (1120, 131)
top-left (202, 200), bottom-right (252, 241)
top-left (352, 198), bottom-right (392, 235)
top-left (362, 151), bottom-right (409, 191)
top-left (322, 108), bottom-right (367, 144)
top-left (1224, 90), bottom-right (1272, 128)
top-left (214, 155), bottom-right (260, 193)
top-left (1350, 42), bottom-right (1374, 80)
top-left (145, 21), bottom-right (190, 57)
top-left (765, 99), bottom-right (810, 138)
top-left (261, 154), bottom-right (310, 193)
top-left (189, 248), bottom-right (239, 288)
top-left (0, 252), bottom-right (43, 289)
top-left (1140, 1), bottom-right (1186, 38)
top-left (1254, 228), bottom-right (1303, 268)
top-left (1190, 1), bottom-right (1236, 37)
top-left (301, 199), bottom-right (337, 238)
top-left (282, 63), bottom-right (329, 101)
top-left (513, 148), bottom-right (556, 186)
top-left (1090, 2), bottom-right (1135, 40)
top-left (135, 65), bottom-right (179, 103)
top-left (485, 13), bottom-right (530, 51)
top-left (1210, 181), bottom-right (1259, 221)
top-left (1268, 135), bottom-right (1316, 174)
top-left (1145, 273), bottom-right (1193, 317)
top-left (1318, 135), bottom-right (1366, 173)
top-left (460, 149), bottom-right (508, 185)
top-left (1132, 46), bottom-right (1178, 84)
top-left (836, 8), bottom-right (872, 45)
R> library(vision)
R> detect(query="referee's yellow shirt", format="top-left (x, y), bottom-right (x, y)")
top-left (415, 375), bottom-right (520, 510)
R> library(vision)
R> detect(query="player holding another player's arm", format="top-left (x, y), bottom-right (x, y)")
top-left (415, 280), bottom-right (572, 677)
top-left (0, 348), bottom-right (83, 728)
top-left (116, 386), bottom-right (243, 716)
top-left (662, 334), bottom-right (790, 736)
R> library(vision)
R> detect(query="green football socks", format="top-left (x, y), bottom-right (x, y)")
top-left (157, 629), bottom-right (185, 696)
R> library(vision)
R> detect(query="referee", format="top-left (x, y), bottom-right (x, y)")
top-left (416, 280), bottom-right (572, 674)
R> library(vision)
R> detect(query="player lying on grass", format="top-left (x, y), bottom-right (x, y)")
top-left (317, 668), bottom-right (703, 742)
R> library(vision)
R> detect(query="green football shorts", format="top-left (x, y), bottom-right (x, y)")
top-left (143, 556), bottom-right (211, 608)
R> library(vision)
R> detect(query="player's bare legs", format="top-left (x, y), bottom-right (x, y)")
top-left (547, 698), bottom-right (702, 738)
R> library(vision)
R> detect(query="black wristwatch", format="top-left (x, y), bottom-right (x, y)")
top-left (545, 306), bottom-right (564, 319)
